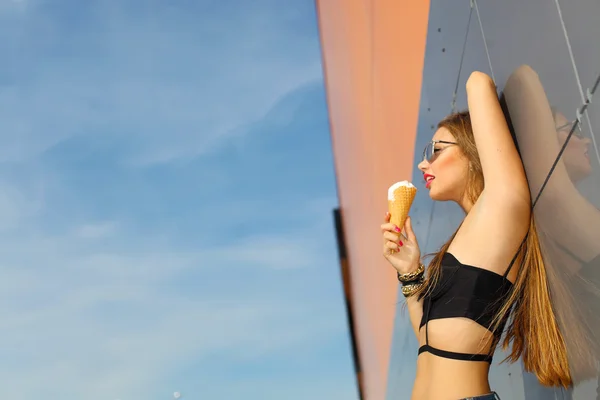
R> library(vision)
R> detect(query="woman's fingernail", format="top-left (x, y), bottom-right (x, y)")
top-left (399, 240), bottom-right (403, 246)
top-left (395, 227), bottom-right (401, 232)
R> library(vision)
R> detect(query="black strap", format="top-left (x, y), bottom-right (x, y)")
top-left (418, 344), bottom-right (493, 363)
top-left (503, 232), bottom-right (529, 278)
top-left (425, 293), bottom-right (431, 346)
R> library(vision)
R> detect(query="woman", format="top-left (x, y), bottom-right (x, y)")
top-left (380, 70), bottom-right (571, 400)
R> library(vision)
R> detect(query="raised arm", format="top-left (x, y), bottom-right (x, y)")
top-left (466, 71), bottom-right (531, 205)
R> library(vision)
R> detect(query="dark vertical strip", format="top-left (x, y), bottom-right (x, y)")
top-left (333, 207), bottom-right (364, 400)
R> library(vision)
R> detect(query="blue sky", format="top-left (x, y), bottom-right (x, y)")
top-left (0, 0), bottom-right (358, 399)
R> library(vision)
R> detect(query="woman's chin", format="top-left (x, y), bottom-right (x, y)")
top-left (428, 188), bottom-right (450, 202)
top-left (428, 189), bottom-right (442, 201)
top-left (569, 164), bottom-right (593, 183)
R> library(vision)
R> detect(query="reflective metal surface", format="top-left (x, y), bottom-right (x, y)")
top-left (387, 0), bottom-right (600, 399)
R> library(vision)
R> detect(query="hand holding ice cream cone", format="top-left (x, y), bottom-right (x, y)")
top-left (381, 181), bottom-right (421, 275)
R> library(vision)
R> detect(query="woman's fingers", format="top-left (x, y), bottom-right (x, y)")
top-left (382, 212), bottom-right (408, 255)
top-left (383, 222), bottom-right (408, 246)
top-left (384, 240), bottom-right (400, 252)
top-left (381, 222), bottom-right (402, 233)
top-left (383, 231), bottom-right (399, 242)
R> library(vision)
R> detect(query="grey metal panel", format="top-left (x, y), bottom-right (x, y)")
top-left (386, 0), bottom-right (600, 399)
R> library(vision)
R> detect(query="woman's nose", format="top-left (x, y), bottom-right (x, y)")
top-left (418, 159), bottom-right (429, 172)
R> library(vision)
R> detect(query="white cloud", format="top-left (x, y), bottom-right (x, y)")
top-left (0, 0), bottom-right (27, 14)
top-left (226, 235), bottom-right (323, 270)
top-left (74, 221), bottom-right (119, 239)
top-left (0, 181), bottom-right (42, 230)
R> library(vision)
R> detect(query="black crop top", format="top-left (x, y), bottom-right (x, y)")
top-left (418, 252), bottom-right (514, 363)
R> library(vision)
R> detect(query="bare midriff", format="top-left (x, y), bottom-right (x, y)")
top-left (411, 320), bottom-right (496, 400)
top-left (412, 352), bottom-right (492, 400)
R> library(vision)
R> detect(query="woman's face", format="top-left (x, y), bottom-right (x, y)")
top-left (417, 127), bottom-right (469, 202)
top-left (554, 112), bottom-right (592, 183)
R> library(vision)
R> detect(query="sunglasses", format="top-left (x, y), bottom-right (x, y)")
top-left (422, 140), bottom-right (457, 162)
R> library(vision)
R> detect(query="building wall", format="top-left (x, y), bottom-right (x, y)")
top-left (315, 1), bottom-right (430, 399)
top-left (318, 0), bottom-right (600, 399)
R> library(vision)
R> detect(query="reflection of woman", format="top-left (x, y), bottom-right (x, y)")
top-left (552, 110), bottom-right (593, 184)
top-left (380, 71), bottom-right (571, 400)
top-left (502, 65), bottom-right (600, 398)
top-left (503, 66), bottom-right (600, 267)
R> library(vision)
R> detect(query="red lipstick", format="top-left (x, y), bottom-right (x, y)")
top-left (424, 174), bottom-right (435, 188)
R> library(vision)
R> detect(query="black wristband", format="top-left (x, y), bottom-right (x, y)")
top-left (399, 274), bottom-right (424, 286)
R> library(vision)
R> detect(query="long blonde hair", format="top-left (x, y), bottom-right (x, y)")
top-left (413, 111), bottom-right (577, 387)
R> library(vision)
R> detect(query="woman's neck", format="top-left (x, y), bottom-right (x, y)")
top-left (457, 195), bottom-right (474, 214)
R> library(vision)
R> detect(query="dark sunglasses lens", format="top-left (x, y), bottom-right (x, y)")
top-left (424, 142), bottom-right (434, 161)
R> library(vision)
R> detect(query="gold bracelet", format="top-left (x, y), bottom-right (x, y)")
top-left (401, 280), bottom-right (424, 298)
top-left (397, 264), bottom-right (425, 283)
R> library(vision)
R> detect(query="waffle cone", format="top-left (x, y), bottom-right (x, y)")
top-left (388, 186), bottom-right (417, 230)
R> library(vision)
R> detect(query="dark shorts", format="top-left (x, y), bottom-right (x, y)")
top-left (460, 393), bottom-right (500, 400)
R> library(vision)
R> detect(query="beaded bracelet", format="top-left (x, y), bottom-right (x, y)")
top-left (397, 263), bottom-right (425, 283)
top-left (398, 264), bottom-right (425, 298)
top-left (401, 277), bottom-right (424, 298)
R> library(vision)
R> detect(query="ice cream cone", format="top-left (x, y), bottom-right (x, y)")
top-left (387, 181), bottom-right (417, 230)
